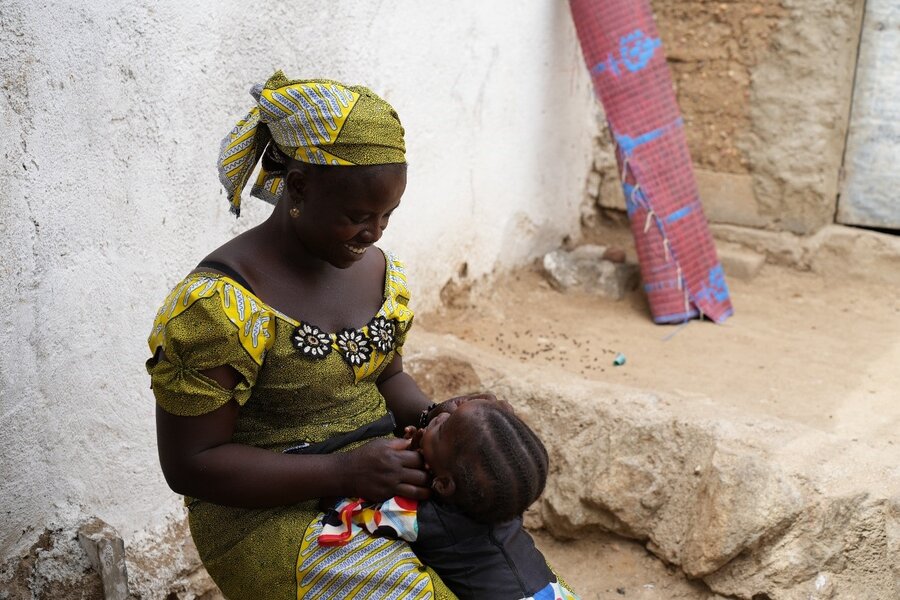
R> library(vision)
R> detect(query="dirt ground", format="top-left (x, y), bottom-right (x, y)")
top-left (421, 262), bottom-right (900, 447)
top-left (418, 247), bottom-right (900, 598)
top-left (532, 530), bottom-right (718, 600)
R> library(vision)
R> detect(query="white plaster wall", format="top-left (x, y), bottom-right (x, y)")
top-left (0, 0), bottom-right (595, 562)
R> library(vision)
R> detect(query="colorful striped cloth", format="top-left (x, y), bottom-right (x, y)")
top-left (569, 0), bottom-right (733, 323)
top-left (218, 70), bottom-right (406, 216)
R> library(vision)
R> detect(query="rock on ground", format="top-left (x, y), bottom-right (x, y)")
top-left (542, 244), bottom-right (640, 300)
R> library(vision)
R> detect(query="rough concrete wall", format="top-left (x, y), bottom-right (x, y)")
top-left (0, 0), bottom-right (595, 591)
top-left (589, 0), bottom-right (865, 235)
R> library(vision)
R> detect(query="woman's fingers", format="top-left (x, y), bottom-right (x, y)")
top-left (395, 482), bottom-right (431, 501)
top-left (401, 465), bottom-right (429, 487)
top-left (349, 438), bottom-right (431, 500)
top-left (398, 448), bottom-right (424, 469)
top-left (385, 437), bottom-right (411, 450)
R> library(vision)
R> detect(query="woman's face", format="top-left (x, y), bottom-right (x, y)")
top-left (290, 163), bottom-right (407, 268)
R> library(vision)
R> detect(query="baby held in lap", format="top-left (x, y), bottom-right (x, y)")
top-left (320, 393), bottom-right (580, 600)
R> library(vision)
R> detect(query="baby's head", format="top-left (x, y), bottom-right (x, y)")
top-left (418, 393), bottom-right (549, 523)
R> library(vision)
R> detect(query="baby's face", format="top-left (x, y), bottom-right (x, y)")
top-left (419, 394), bottom-right (514, 480)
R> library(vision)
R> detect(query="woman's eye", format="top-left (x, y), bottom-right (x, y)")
top-left (348, 215), bottom-right (368, 224)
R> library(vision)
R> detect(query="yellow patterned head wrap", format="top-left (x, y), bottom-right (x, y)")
top-left (218, 70), bottom-right (406, 216)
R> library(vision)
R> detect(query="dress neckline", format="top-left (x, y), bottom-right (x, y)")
top-left (192, 248), bottom-right (395, 335)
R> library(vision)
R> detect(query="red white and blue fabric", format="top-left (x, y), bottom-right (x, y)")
top-left (529, 581), bottom-right (579, 600)
top-left (318, 497), bottom-right (419, 546)
top-left (569, 0), bottom-right (733, 323)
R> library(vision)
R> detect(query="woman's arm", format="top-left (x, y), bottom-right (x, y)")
top-left (377, 354), bottom-right (434, 428)
top-left (156, 360), bottom-right (430, 508)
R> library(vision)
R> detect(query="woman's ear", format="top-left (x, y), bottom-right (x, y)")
top-left (432, 475), bottom-right (456, 498)
top-left (285, 166), bottom-right (306, 204)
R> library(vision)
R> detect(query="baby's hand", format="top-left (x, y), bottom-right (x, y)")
top-left (403, 425), bottom-right (424, 451)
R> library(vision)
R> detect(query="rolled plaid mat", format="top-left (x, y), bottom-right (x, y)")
top-left (569, 0), bottom-right (733, 323)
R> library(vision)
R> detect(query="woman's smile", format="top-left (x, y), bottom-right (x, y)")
top-left (345, 243), bottom-right (369, 256)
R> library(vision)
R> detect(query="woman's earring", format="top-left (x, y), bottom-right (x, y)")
top-left (289, 206), bottom-right (301, 219)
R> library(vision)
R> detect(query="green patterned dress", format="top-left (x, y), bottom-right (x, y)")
top-left (147, 252), bottom-right (455, 599)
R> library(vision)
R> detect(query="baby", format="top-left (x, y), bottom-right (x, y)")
top-left (318, 393), bottom-right (580, 600)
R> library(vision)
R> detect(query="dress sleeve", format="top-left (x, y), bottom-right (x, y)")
top-left (383, 252), bottom-right (415, 356)
top-left (146, 275), bottom-right (275, 416)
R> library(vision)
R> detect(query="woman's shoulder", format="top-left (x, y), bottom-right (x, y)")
top-left (381, 249), bottom-right (410, 304)
top-left (378, 249), bottom-right (414, 331)
top-left (148, 271), bottom-right (275, 366)
top-left (193, 229), bottom-right (262, 279)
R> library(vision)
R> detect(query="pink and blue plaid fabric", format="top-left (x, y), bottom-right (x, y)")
top-left (570, 0), bottom-right (733, 323)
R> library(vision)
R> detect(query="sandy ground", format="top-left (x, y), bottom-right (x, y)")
top-left (418, 254), bottom-right (900, 598)
top-left (420, 263), bottom-right (900, 447)
top-left (531, 530), bottom-right (719, 600)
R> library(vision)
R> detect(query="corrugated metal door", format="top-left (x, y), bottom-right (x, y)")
top-left (838, 0), bottom-right (900, 229)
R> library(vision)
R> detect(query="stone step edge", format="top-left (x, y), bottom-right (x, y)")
top-left (407, 331), bottom-right (900, 600)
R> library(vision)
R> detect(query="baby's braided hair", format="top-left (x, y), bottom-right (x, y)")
top-left (449, 403), bottom-right (549, 523)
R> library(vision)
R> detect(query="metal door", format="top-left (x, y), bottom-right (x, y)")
top-left (838, 0), bottom-right (900, 229)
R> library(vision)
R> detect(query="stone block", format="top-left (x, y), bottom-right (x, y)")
top-left (681, 449), bottom-right (804, 577)
top-left (717, 242), bottom-right (766, 280)
top-left (695, 169), bottom-right (770, 229)
top-left (596, 169), bottom-right (770, 230)
top-left (711, 223), bottom-right (900, 286)
top-left (596, 176), bottom-right (627, 212)
top-left (77, 518), bottom-right (129, 600)
top-left (542, 245), bottom-right (639, 300)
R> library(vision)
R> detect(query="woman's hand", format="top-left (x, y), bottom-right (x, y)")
top-left (342, 437), bottom-right (430, 501)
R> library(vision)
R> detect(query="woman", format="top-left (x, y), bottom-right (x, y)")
top-left (147, 71), bottom-right (455, 598)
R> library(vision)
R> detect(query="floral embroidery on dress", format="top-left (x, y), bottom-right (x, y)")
top-left (335, 328), bottom-right (373, 367)
top-left (284, 253), bottom-right (410, 379)
top-left (366, 316), bottom-right (397, 354)
top-left (292, 323), bottom-right (333, 359)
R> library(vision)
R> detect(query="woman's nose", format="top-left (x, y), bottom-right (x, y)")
top-left (357, 221), bottom-right (382, 243)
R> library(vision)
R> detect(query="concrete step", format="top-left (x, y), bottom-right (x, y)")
top-left (407, 331), bottom-right (900, 600)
